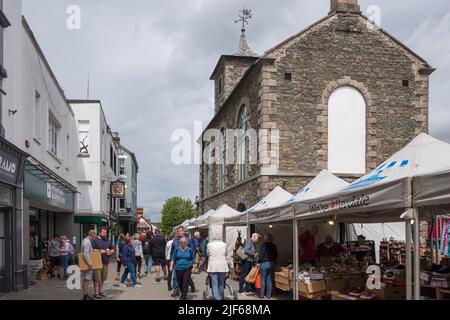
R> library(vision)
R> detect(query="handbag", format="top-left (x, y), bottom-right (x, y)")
top-left (245, 265), bottom-right (259, 284)
top-left (236, 246), bottom-right (248, 261)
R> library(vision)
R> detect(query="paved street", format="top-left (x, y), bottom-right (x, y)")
top-left (0, 263), bottom-right (289, 301)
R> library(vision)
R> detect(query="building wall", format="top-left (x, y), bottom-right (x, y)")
top-left (71, 101), bottom-right (119, 220)
top-left (199, 10), bottom-right (431, 214)
top-left (3, 10), bottom-right (78, 185)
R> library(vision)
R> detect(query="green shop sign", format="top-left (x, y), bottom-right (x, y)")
top-left (24, 171), bottom-right (74, 211)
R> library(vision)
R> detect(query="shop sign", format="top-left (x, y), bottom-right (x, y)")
top-left (24, 171), bottom-right (74, 211)
top-left (0, 149), bottom-right (20, 185)
top-left (111, 181), bottom-right (125, 198)
top-left (46, 183), bottom-right (66, 206)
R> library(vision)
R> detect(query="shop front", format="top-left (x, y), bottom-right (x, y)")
top-left (74, 215), bottom-right (108, 240)
top-left (24, 160), bottom-right (76, 280)
top-left (0, 138), bottom-right (27, 294)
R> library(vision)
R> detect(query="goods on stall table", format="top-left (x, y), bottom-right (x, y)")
top-left (275, 272), bottom-right (291, 292)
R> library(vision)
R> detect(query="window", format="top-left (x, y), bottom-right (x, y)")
top-left (119, 198), bottom-right (126, 210)
top-left (328, 86), bottom-right (366, 174)
top-left (218, 76), bottom-right (223, 95)
top-left (110, 145), bottom-right (113, 170)
top-left (77, 181), bottom-right (92, 210)
top-left (34, 91), bottom-right (41, 140)
top-left (219, 128), bottom-right (226, 190)
top-left (237, 105), bottom-right (248, 181)
top-left (65, 135), bottom-right (70, 165)
top-left (113, 153), bottom-right (117, 174)
top-left (119, 159), bottom-right (125, 175)
top-left (402, 80), bottom-right (409, 87)
top-left (78, 120), bottom-right (89, 155)
top-left (204, 164), bottom-right (212, 197)
top-left (285, 73), bottom-right (292, 81)
top-left (48, 112), bottom-right (59, 156)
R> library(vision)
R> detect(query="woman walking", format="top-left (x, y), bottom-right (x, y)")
top-left (258, 234), bottom-right (278, 299)
top-left (115, 234), bottom-right (125, 281)
top-left (170, 237), bottom-right (195, 300)
top-left (119, 236), bottom-right (142, 289)
top-left (207, 236), bottom-right (229, 300)
top-left (132, 234), bottom-right (144, 279)
top-left (58, 235), bottom-right (71, 279)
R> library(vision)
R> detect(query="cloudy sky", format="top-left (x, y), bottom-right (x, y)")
top-left (22, 0), bottom-right (450, 221)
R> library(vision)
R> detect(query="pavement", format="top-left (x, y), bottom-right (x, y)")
top-left (0, 263), bottom-right (290, 301)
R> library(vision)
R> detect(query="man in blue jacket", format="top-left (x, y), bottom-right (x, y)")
top-left (170, 226), bottom-right (196, 297)
top-left (239, 233), bottom-right (260, 295)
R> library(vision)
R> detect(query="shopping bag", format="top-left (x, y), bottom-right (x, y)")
top-left (245, 266), bottom-right (259, 284)
top-left (255, 273), bottom-right (262, 289)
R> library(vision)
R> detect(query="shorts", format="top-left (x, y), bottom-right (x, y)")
top-left (151, 256), bottom-right (166, 266)
top-left (82, 270), bottom-right (93, 281)
top-left (93, 265), bottom-right (109, 282)
top-left (50, 256), bottom-right (60, 268)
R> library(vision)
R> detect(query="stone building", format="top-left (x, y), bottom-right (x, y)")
top-left (198, 0), bottom-right (435, 214)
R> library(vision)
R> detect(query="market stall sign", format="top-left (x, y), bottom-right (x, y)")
top-left (0, 149), bottom-right (20, 185)
top-left (111, 181), bottom-right (125, 198)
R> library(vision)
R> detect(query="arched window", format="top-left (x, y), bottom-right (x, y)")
top-left (237, 105), bottom-right (248, 181)
top-left (219, 128), bottom-right (226, 190)
top-left (328, 86), bottom-right (366, 174)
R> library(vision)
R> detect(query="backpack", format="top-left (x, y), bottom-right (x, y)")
top-left (143, 239), bottom-right (152, 254)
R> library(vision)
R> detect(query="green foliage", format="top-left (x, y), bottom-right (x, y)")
top-left (109, 224), bottom-right (123, 237)
top-left (160, 197), bottom-right (196, 235)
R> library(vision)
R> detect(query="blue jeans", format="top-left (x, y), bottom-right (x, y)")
top-left (172, 268), bottom-right (195, 292)
top-left (121, 263), bottom-right (137, 286)
top-left (260, 262), bottom-right (275, 297)
top-left (60, 255), bottom-right (69, 277)
top-left (210, 272), bottom-right (226, 300)
top-left (239, 260), bottom-right (253, 293)
top-left (144, 254), bottom-right (153, 274)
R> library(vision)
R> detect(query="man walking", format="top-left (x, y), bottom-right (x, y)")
top-left (239, 233), bottom-right (260, 295)
top-left (92, 228), bottom-right (115, 299)
top-left (81, 230), bottom-right (96, 300)
top-left (142, 231), bottom-right (153, 276)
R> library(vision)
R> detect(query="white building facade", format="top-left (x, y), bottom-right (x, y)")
top-left (118, 144), bottom-right (138, 234)
top-left (70, 100), bottom-right (121, 240)
top-left (1, 0), bottom-right (79, 293)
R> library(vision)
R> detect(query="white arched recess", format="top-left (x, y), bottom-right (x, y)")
top-left (328, 86), bottom-right (366, 174)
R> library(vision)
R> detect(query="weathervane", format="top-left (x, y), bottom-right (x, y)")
top-left (235, 7), bottom-right (252, 34)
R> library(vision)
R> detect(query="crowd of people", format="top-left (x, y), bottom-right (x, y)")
top-left (73, 225), bottom-right (286, 301)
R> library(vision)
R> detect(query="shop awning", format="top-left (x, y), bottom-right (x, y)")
top-left (75, 215), bottom-right (108, 224)
top-left (26, 156), bottom-right (77, 193)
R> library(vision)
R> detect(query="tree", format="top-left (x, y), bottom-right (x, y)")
top-left (160, 197), bottom-right (196, 235)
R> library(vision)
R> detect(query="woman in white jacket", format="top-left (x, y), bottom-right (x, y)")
top-left (207, 236), bottom-right (229, 300)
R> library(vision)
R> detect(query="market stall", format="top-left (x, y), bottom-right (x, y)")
top-left (291, 133), bottom-right (450, 300)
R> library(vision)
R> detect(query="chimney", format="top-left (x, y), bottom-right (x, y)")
top-left (330, 0), bottom-right (360, 14)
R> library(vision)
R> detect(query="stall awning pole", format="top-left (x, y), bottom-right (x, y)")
top-left (413, 208), bottom-right (421, 300)
top-left (292, 204), bottom-right (299, 301)
top-left (405, 220), bottom-right (412, 300)
top-left (293, 214), bottom-right (299, 301)
top-left (435, 216), bottom-right (440, 264)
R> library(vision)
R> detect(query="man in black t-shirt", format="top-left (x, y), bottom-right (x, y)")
top-left (92, 228), bottom-right (115, 299)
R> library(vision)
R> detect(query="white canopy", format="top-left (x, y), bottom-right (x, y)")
top-left (244, 170), bottom-right (349, 224)
top-left (207, 204), bottom-right (247, 262)
top-left (413, 166), bottom-right (450, 215)
top-left (192, 209), bottom-right (215, 228)
top-left (224, 186), bottom-right (293, 226)
top-left (294, 134), bottom-right (450, 223)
